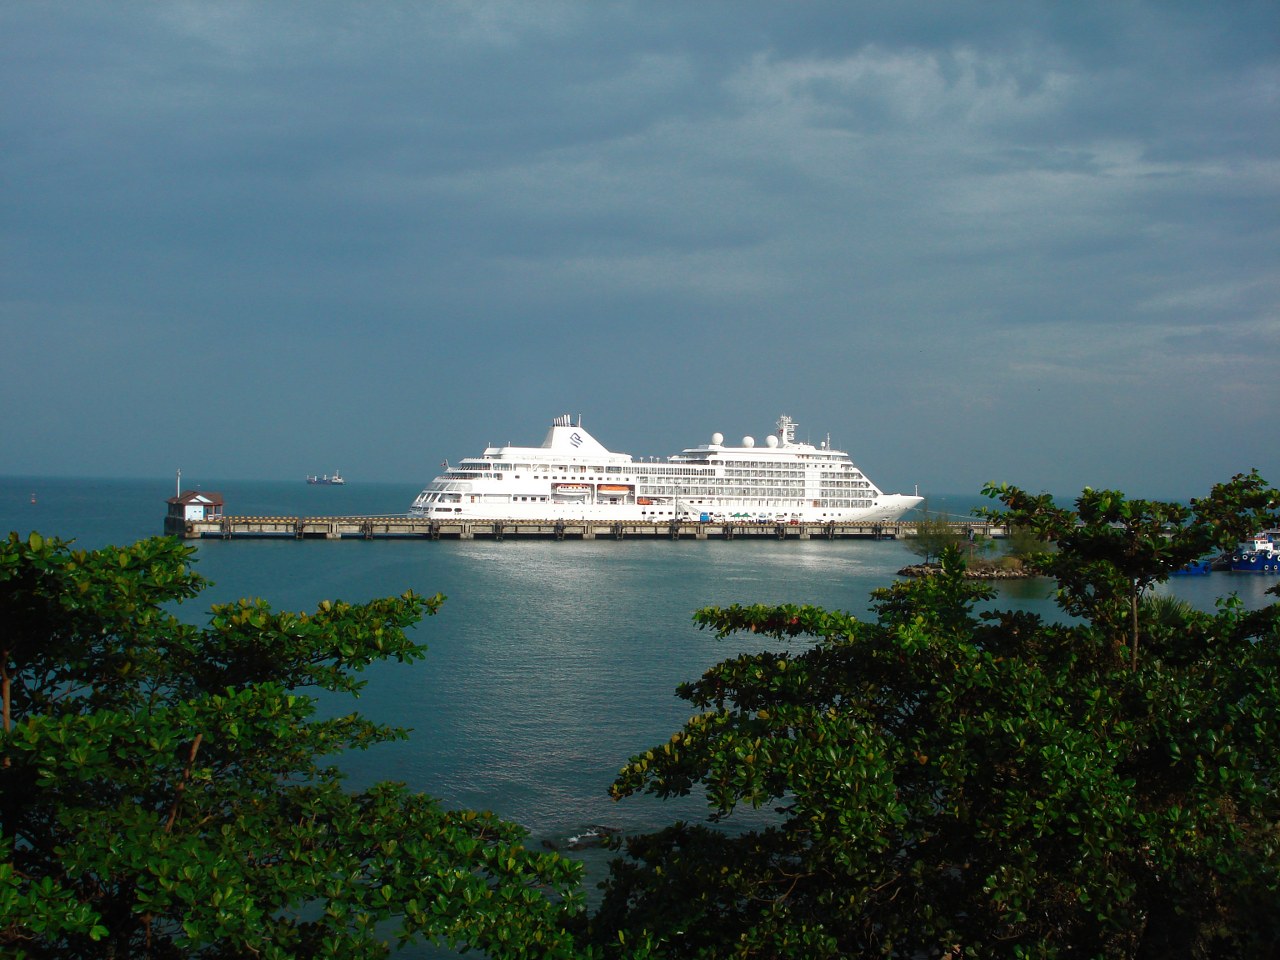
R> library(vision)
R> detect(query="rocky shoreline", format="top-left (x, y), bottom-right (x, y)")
top-left (898, 562), bottom-right (1038, 581)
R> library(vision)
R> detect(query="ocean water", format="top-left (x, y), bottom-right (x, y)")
top-left (4, 476), bottom-right (1276, 952)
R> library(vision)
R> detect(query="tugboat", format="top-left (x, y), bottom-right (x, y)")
top-left (1229, 530), bottom-right (1279, 573)
top-left (306, 471), bottom-right (346, 485)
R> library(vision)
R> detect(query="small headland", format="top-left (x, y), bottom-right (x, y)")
top-left (898, 560), bottom-right (1037, 581)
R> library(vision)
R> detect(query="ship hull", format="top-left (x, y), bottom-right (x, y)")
top-left (1229, 554), bottom-right (1280, 573)
top-left (411, 497), bottom-right (920, 524)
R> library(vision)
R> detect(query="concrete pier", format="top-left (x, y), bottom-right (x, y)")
top-left (165, 515), bottom-right (1006, 542)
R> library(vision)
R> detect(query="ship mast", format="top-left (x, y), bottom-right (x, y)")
top-left (776, 415), bottom-right (797, 447)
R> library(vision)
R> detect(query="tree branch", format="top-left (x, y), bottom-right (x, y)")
top-left (164, 733), bottom-right (204, 834)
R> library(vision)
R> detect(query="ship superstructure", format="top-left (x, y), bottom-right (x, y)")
top-left (409, 415), bottom-right (922, 523)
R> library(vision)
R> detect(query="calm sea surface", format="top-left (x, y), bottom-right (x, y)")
top-left (4, 476), bottom-right (1275, 952)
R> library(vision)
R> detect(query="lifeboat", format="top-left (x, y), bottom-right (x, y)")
top-left (597, 484), bottom-right (632, 494)
top-left (553, 483), bottom-right (592, 497)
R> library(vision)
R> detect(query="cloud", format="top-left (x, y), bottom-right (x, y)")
top-left (1, 2), bottom-right (1276, 494)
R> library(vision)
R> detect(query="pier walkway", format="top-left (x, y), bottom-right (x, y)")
top-left (165, 515), bottom-right (1006, 542)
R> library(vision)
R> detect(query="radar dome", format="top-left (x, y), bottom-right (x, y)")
top-left (743, 436), bottom-right (755, 448)
top-left (711, 432), bottom-right (724, 445)
top-left (765, 435), bottom-right (779, 448)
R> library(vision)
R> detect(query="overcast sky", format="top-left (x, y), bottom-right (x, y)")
top-left (3, 1), bottom-right (1277, 499)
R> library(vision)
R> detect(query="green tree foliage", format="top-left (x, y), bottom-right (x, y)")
top-left (1002, 521), bottom-right (1045, 560)
top-left (983, 471), bottom-right (1279, 669)
top-left (589, 473), bottom-right (1280, 958)
top-left (904, 507), bottom-right (964, 564)
top-left (0, 533), bottom-right (585, 959)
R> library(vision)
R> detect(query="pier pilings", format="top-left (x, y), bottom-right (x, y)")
top-left (167, 516), bottom-right (1007, 542)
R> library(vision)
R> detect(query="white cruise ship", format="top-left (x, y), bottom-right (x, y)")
top-left (409, 415), bottom-right (922, 524)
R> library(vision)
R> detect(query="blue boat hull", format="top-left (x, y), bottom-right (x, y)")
top-left (1229, 553), bottom-right (1280, 573)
